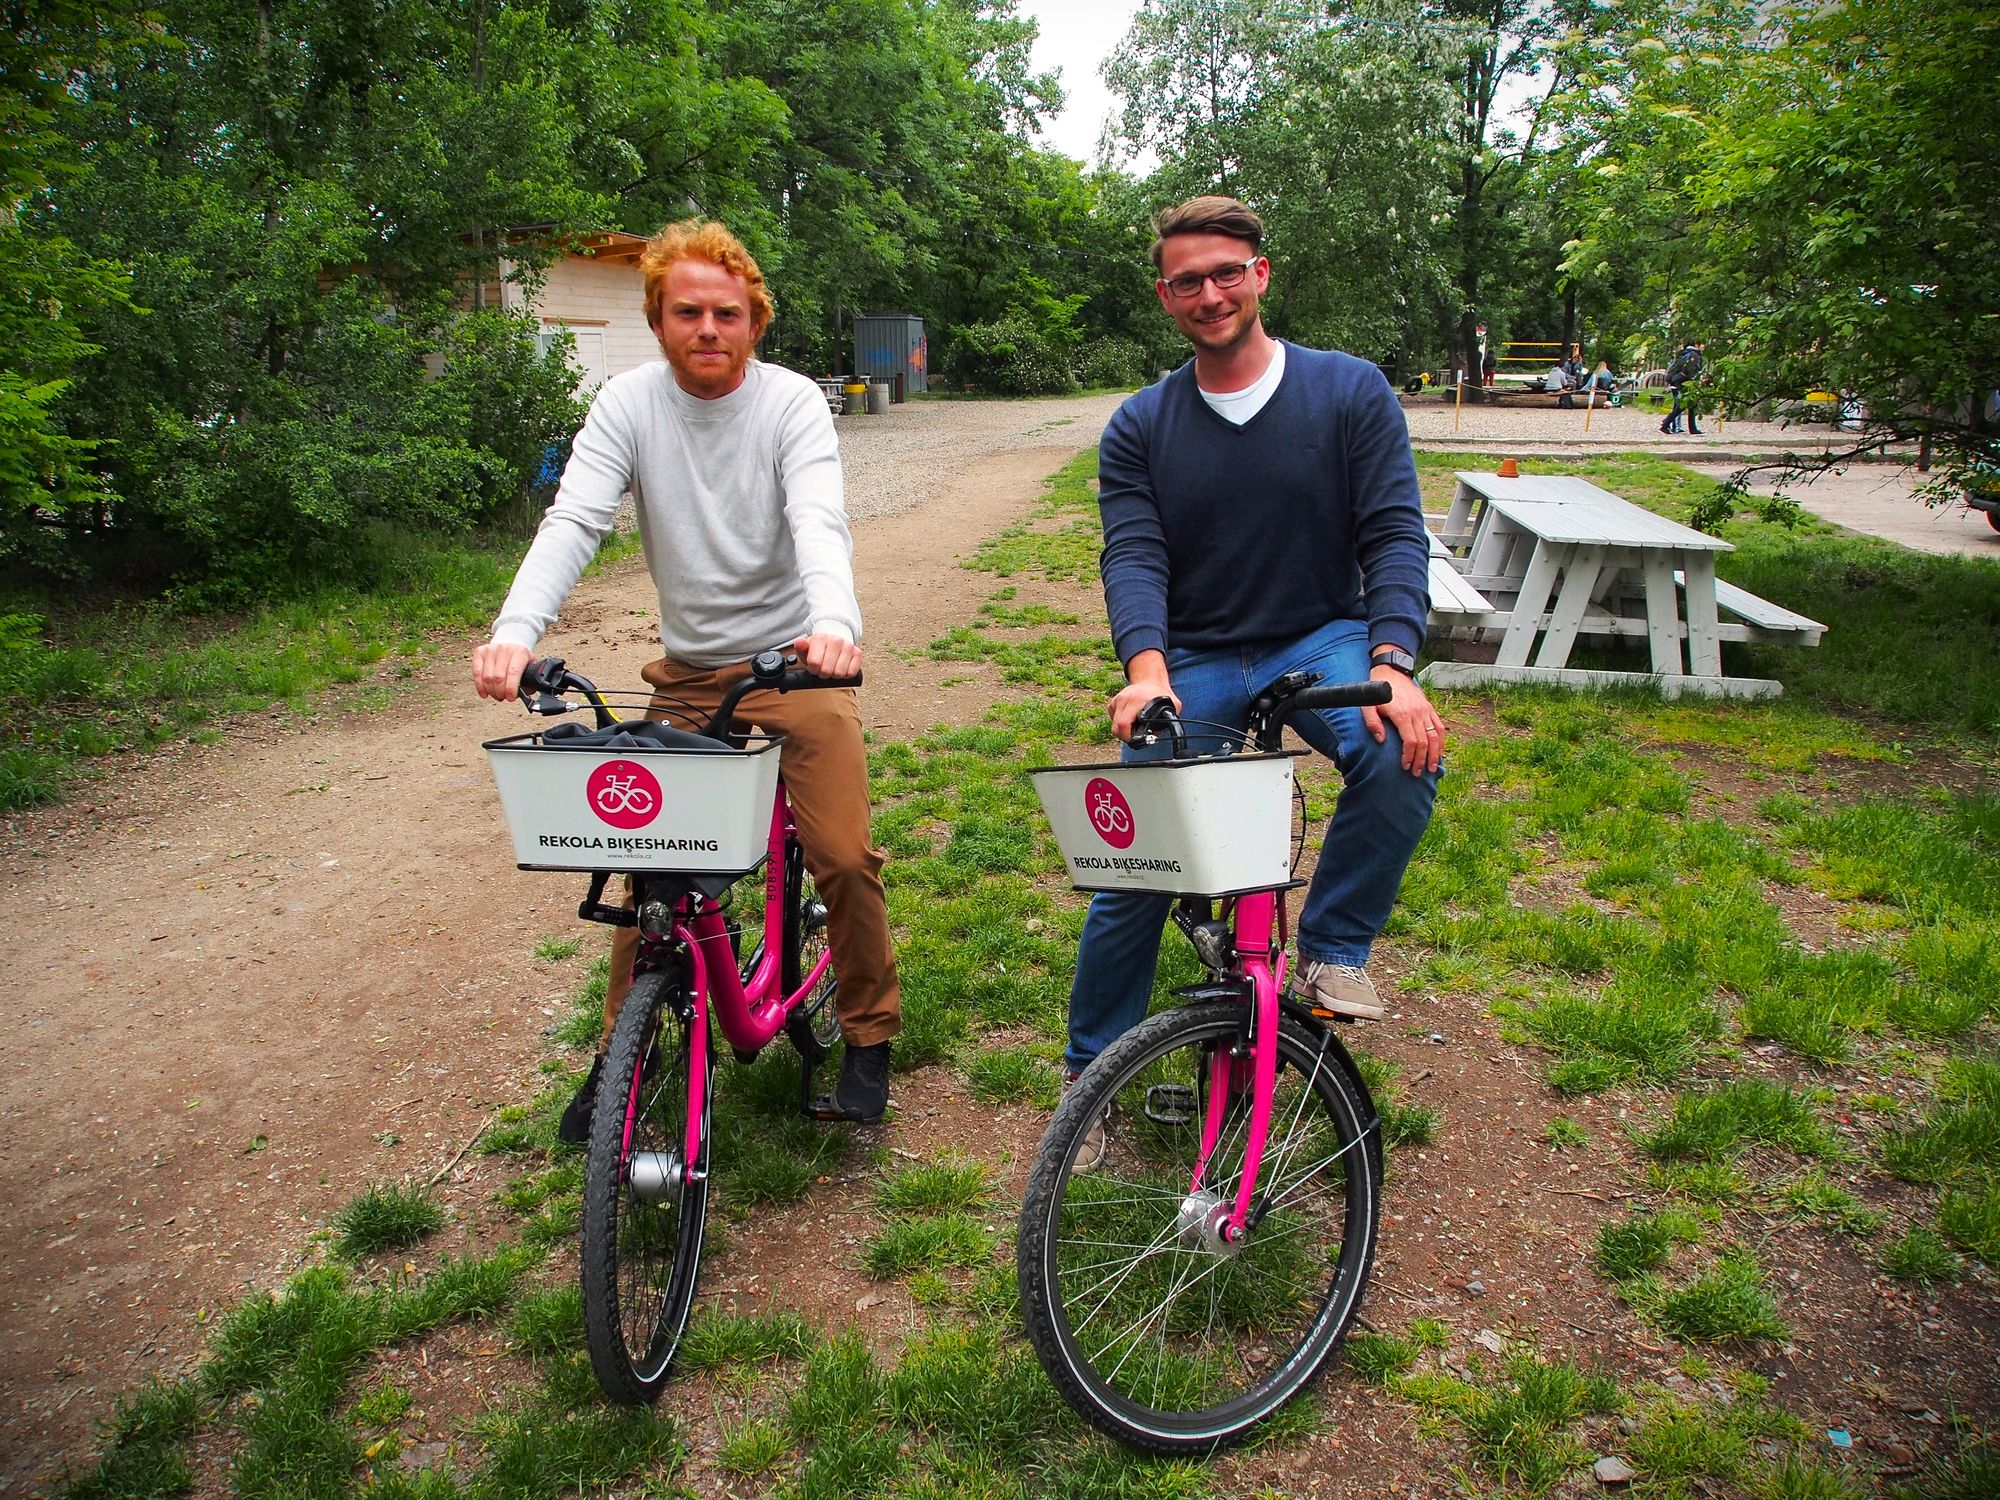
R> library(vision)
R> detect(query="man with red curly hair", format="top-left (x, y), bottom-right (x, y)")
top-left (473, 219), bottom-right (901, 1128)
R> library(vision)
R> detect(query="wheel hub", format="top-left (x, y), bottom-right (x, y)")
top-left (626, 1148), bottom-right (684, 1205)
top-left (1174, 1189), bottom-right (1241, 1257)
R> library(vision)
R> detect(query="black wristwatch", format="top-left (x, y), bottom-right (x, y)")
top-left (1370, 647), bottom-right (1417, 678)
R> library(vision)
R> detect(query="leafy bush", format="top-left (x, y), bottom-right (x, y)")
top-left (1077, 335), bottom-right (1150, 390)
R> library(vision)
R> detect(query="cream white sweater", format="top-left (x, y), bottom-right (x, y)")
top-left (491, 360), bottom-right (861, 668)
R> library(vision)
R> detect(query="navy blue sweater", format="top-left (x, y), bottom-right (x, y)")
top-left (1097, 343), bottom-right (1430, 665)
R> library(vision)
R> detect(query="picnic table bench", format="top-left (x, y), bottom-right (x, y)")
top-left (1419, 471), bottom-right (1824, 699)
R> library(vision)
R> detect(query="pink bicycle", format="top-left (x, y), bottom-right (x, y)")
top-left (488, 651), bottom-right (854, 1403)
top-left (1018, 671), bottom-right (1391, 1451)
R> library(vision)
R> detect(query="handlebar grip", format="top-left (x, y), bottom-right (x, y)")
top-left (518, 657), bottom-right (567, 698)
top-left (1290, 679), bottom-right (1393, 712)
top-left (780, 669), bottom-right (863, 692)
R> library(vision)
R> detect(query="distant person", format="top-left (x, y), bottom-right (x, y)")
top-left (1481, 346), bottom-right (1497, 388)
top-left (1545, 361), bottom-right (1576, 408)
top-left (1661, 340), bottom-right (1705, 434)
top-left (1589, 359), bottom-right (1619, 406)
top-left (1563, 345), bottom-right (1586, 390)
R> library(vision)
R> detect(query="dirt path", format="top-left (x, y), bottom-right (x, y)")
top-left (0, 406), bottom-right (1111, 1489)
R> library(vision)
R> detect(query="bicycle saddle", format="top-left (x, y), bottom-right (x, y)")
top-left (539, 719), bottom-right (724, 751)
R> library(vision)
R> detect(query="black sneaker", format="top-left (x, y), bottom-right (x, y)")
top-left (811, 1040), bottom-right (892, 1123)
top-left (558, 1053), bottom-right (604, 1145)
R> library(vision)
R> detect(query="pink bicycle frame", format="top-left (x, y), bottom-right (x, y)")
top-left (620, 777), bottom-right (835, 1172)
top-left (1187, 888), bottom-right (1289, 1243)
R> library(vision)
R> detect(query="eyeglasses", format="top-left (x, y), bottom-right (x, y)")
top-left (1159, 257), bottom-right (1261, 299)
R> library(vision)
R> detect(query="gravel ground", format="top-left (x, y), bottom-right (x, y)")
top-left (831, 391), bottom-right (1128, 522)
top-left (828, 389), bottom-right (1852, 528)
top-left (1400, 391), bottom-right (1842, 455)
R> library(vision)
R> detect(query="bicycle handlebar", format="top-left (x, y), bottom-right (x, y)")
top-left (1132, 672), bottom-right (1394, 756)
top-left (517, 650), bottom-right (863, 741)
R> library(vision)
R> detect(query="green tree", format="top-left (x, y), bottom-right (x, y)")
top-left (0, 2), bottom-right (141, 547)
top-left (1102, 0), bottom-right (1469, 367)
top-left (1558, 0), bottom-right (2000, 488)
top-left (28, 0), bottom-right (599, 599)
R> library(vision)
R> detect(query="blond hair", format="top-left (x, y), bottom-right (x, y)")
top-left (640, 219), bottom-right (773, 338)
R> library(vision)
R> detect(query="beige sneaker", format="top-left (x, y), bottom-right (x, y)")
top-left (1062, 1071), bottom-right (1109, 1171)
top-left (1293, 961), bottom-right (1386, 1021)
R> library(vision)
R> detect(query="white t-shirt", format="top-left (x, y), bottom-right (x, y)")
top-left (491, 360), bottom-right (861, 669)
top-left (1197, 341), bottom-right (1287, 426)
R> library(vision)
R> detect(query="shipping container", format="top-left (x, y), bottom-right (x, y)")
top-left (852, 313), bottom-right (928, 399)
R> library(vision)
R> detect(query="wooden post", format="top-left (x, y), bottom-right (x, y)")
top-left (1454, 370), bottom-right (1465, 433)
top-left (1584, 383), bottom-right (1597, 433)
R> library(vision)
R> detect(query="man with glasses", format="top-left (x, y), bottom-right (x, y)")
top-left (1062, 196), bottom-right (1442, 1160)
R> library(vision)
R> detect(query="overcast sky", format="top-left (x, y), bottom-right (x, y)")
top-left (1017, 0), bottom-right (1144, 166)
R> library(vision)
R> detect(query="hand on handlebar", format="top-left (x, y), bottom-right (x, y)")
top-left (1110, 650), bottom-right (1180, 743)
top-left (792, 631), bottom-right (862, 680)
top-left (473, 640), bottom-right (535, 703)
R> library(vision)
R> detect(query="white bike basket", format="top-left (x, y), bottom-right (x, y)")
top-left (1029, 751), bottom-right (1303, 897)
top-left (484, 732), bottom-right (782, 874)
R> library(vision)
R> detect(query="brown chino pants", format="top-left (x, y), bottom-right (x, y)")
top-left (601, 654), bottom-right (901, 1048)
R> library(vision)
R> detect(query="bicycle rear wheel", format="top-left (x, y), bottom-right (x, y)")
top-left (580, 968), bottom-right (710, 1404)
top-left (781, 839), bottom-right (840, 1061)
top-left (1016, 1002), bottom-right (1380, 1452)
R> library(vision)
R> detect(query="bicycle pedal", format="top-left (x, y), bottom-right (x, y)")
top-left (1144, 1083), bottom-right (1196, 1126)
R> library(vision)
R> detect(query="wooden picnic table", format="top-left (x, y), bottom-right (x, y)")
top-left (1420, 471), bottom-right (1824, 699)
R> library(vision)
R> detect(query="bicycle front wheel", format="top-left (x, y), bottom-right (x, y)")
top-left (580, 968), bottom-right (711, 1404)
top-left (781, 839), bottom-right (840, 1061)
top-left (1017, 1002), bottom-right (1381, 1452)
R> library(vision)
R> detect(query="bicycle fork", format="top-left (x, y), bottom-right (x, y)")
top-left (1183, 890), bottom-right (1284, 1250)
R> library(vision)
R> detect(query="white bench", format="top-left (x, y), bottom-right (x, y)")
top-left (1678, 572), bottom-right (1825, 646)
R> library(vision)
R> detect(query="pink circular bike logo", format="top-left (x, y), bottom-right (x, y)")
top-left (586, 759), bottom-right (662, 830)
top-left (1084, 777), bottom-right (1135, 849)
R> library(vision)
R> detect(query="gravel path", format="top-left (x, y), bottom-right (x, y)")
top-left (1401, 393), bottom-right (1844, 455)
top-left (832, 392), bottom-right (1128, 521)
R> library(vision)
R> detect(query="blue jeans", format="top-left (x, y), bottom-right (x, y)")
top-left (1064, 619), bottom-right (1439, 1073)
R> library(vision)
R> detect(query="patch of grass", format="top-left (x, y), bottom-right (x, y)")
top-left (1638, 1080), bottom-right (1839, 1164)
top-left (861, 1213), bottom-right (995, 1279)
top-left (1885, 1440), bottom-right (2000, 1500)
top-left (1878, 1055), bottom-right (2000, 1267)
top-left (883, 1323), bottom-right (1048, 1467)
top-left (506, 1285), bottom-right (584, 1361)
top-left (1597, 1208), bottom-right (1704, 1283)
top-left (1458, 1353), bottom-right (1608, 1495)
top-left (533, 935), bottom-right (583, 962)
top-left (470, 1405), bottom-right (682, 1499)
top-left (1650, 1248), bottom-right (1790, 1344)
top-left (963, 1045), bottom-right (1063, 1108)
top-left (55, 1378), bottom-right (204, 1500)
top-left (1769, 1170), bottom-right (1884, 1236)
top-left (717, 1416), bottom-right (792, 1477)
top-left (0, 533), bottom-right (538, 810)
top-left (1343, 1331), bottom-right (1420, 1384)
top-left (1543, 1116), bottom-right (1589, 1149)
top-left (351, 1380), bottom-right (414, 1427)
top-left (1879, 1229), bottom-right (1961, 1286)
top-left (1407, 1317), bottom-right (1451, 1349)
top-left (676, 1309), bottom-right (814, 1373)
top-left (330, 1183), bottom-right (446, 1259)
top-left (1511, 983), bottom-right (1722, 1092)
top-left (876, 1156), bottom-right (990, 1215)
top-left (1380, 1098), bottom-right (1441, 1148)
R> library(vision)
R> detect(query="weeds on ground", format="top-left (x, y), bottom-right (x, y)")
top-left (331, 1184), bottom-right (446, 1259)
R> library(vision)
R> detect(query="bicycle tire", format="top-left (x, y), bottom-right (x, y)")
top-left (781, 838), bottom-right (841, 1061)
top-left (580, 968), bottom-right (711, 1404)
top-left (1016, 1002), bottom-right (1380, 1453)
